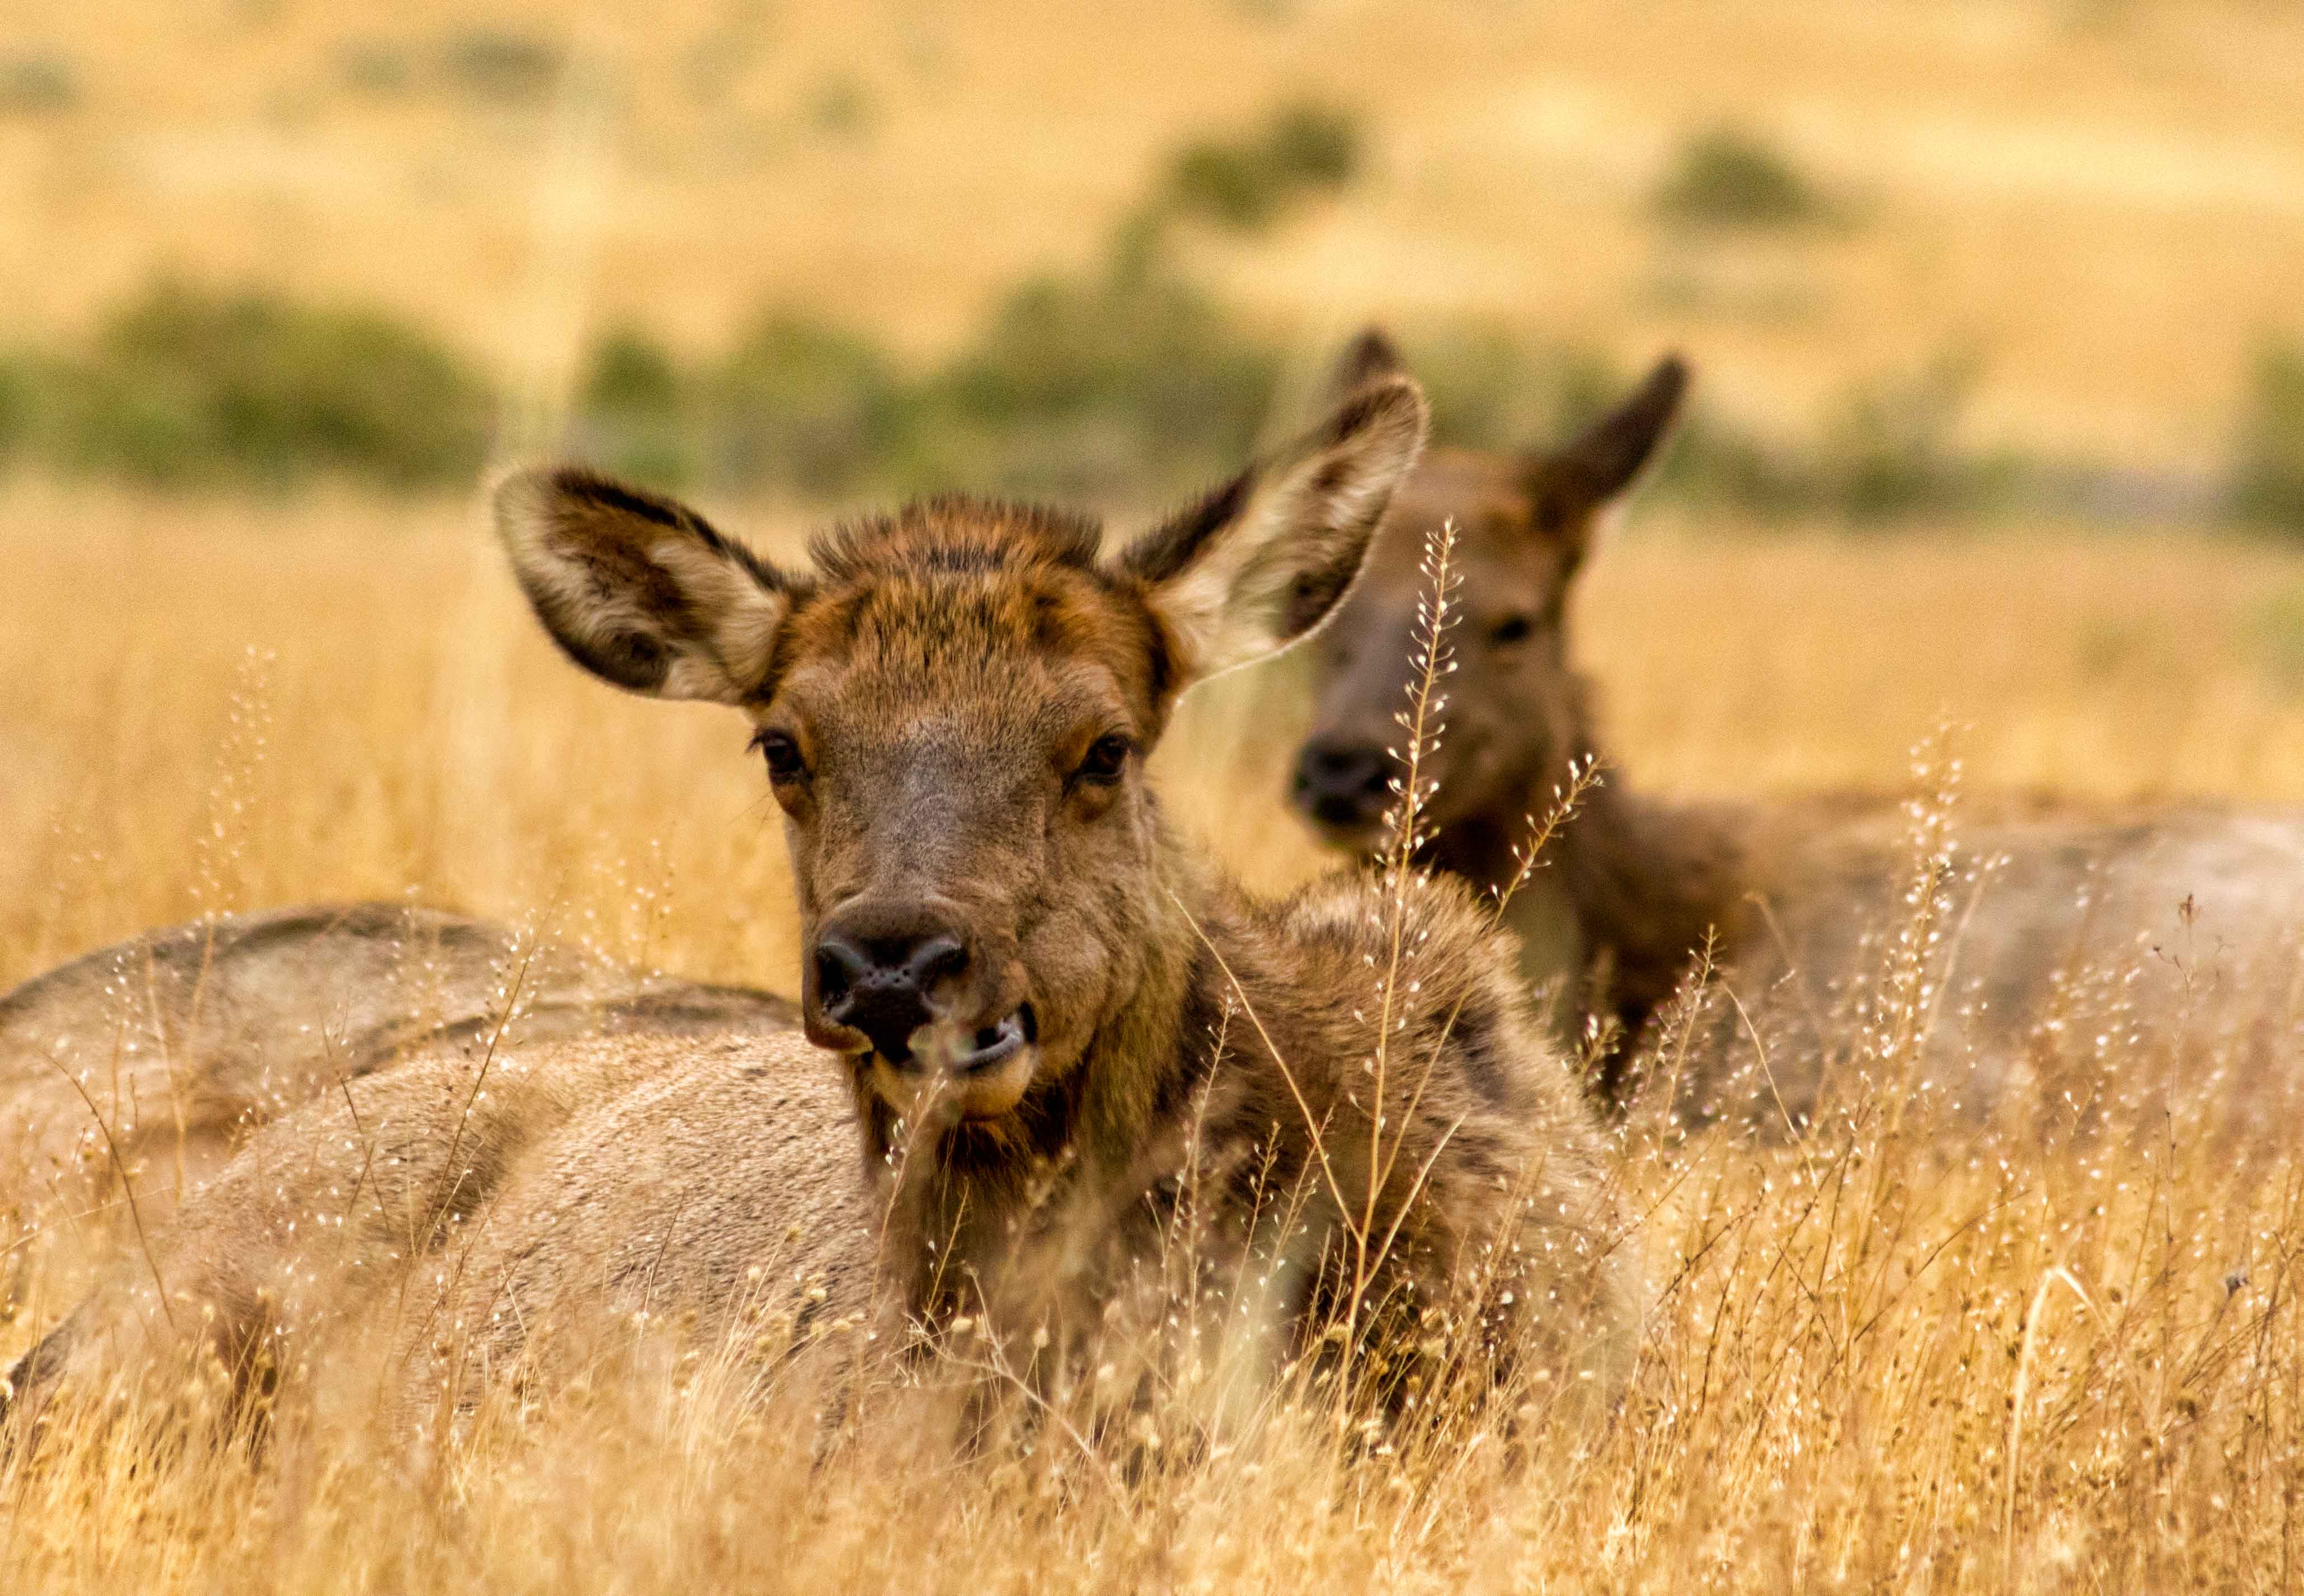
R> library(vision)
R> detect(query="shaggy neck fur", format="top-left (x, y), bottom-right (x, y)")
top-left (852, 817), bottom-right (1221, 1325)
top-left (1425, 661), bottom-right (1751, 1079)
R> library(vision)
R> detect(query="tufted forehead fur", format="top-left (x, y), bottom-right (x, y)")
top-left (775, 496), bottom-right (1179, 732)
top-left (809, 495), bottom-right (1104, 580)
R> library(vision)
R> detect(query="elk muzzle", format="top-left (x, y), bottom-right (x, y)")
top-left (1290, 735), bottom-right (1399, 843)
top-left (807, 903), bottom-right (1038, 1122)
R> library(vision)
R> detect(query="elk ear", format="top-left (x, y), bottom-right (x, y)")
top-left (493, 466), bottom-right (797, 705)
top-left (1551, 355), bottom-right (1689, 507)
top-left (1535, 354), bottom-right (1690, 571)
top-left (1320, 326), bottom-right (1409, 408)
top-left (1116, 375), bottom-right (1428, 686)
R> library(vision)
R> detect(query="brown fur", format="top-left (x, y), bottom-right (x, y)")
top-left (1296, 330), bottom-right (2304, 1129)
top-left (8, 378), bottom-right (1638, 1443)
top-left (0, 904), bottom-right (794, 1235)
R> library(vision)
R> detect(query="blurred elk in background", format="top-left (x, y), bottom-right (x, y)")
top-left (1295, 330), bottom-right (2304, 1131)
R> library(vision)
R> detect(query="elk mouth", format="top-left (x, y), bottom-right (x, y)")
top-left (1289, 794), bottom-right (1392, 859)
top-left (1301, 805), bottom-right (1389, 853)
top-left (941, 1002), bottom-right (1037, 1075)
top-left (868, 1002), bottom-right (1040, 1123)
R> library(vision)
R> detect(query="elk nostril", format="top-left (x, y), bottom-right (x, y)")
top-left (811, 919), bottom-right (972, 1063)
top-left (812, 940), bottom-right (863, 1012)
top-left (1297, 743), bottom-right (1391, 795)
top-left (905, 935), bottom-right (968, 991)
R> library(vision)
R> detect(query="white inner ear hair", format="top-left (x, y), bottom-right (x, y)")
top-left (1156, 439), bottom-right (1401, 683)
top-left (648, 533), bottom-right (787, 700)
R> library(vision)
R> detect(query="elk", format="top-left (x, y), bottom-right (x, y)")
top-left (0, 904), bottom-right (796, 1235)
top-left (1292, 331), bottom-right (2304, 1127)
top-left (6, 376), bottom-right (1639, 1444)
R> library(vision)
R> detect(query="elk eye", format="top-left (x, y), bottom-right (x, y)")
top-left (750, 728), bottom-right (808, 784)
top-left (1074, 733), bottom-right (1133, 787)
top-left (1489, 614), bottom-right (1534, 647)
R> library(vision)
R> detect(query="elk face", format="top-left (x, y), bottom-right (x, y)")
top-left (496, 379), bottom-right (1427, 1128)
top-left (1291, 335), bottom-right (1688, 853)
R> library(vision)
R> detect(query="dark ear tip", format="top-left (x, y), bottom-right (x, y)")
top-left (1341, 373), bottom-right (1431, 441)
top-left (1327, 326), bottom-right (1410, 401)
top-left (1648, 353), bottom-right (1693, 403)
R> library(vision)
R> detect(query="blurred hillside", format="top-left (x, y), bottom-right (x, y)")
top-left (2, 1), bottom-right (2302, 510)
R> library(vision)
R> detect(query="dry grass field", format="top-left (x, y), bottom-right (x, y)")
top-left (15, 491), bottom-right (2304, 990)
top-left (3, 489), bottom-right (2303, 1593)
top-left (4, 0), bottom-right (2304, 1589)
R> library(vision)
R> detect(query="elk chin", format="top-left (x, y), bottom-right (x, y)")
top-left (1305, 812), bottom-right (1389, 861)
top-left (946, 1046), bottom-right (1036, 1122)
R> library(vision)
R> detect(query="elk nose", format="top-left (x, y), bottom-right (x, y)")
top-left (1290, 738), bottom-right (1394, 828)
top-left (810, 926), bottom-right (970, 1065)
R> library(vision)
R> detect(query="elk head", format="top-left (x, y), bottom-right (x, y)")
top-left (1291, 331), bottom-right (1687, 854)
top-left (496, 379), bottom-right (1428, 1132)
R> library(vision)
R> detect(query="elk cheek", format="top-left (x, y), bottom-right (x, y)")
top-left (1066, 780), bottom-right (1124, 824)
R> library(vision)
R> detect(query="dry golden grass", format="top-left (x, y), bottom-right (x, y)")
top-left (3, 487), bottom-right (2303, 1591)
top-left (10, 1), bottom-right (2304, 469)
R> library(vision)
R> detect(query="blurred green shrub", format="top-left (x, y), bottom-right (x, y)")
top-left (2242, 581), bottom-right (2304, 691)
top-left (1813, 355), bottom-right (2021, 522)
top-left (30, 284), bottom-right (493, 488)
top-left (0, 54), bottom-right (78, 115)
top-left (569, 262), bottom-right (1283, 502)
top-left (438, 28), bottom-right (563, 105)
top-left (576, 316), bottom-right (923, 501)
top-left (1400, 327), bottom-right (1623, 453)
top-left (1654, 126), bottom-right (1828, 232)
top-left (2233, 342), bottom-right (2304, 533)
top-left (807, 75), bottom-right (879, 143)
top-left (1164, 100), bottom-right (1360, 233)
top-left (708, 314), bottom-right (916, 497)
top-left (337, 41), bottom-right (416, 96)
top-left (923, 266), bottom-right (1278, 496)
top-left (1656, 417), bottom-right (1807, 513)
top-left (338, 31), bottom-right (570, 104)
top-left (573, 328), bottom-right (699, 491)
top-left (1818, 356), bottom-right (1973, 519)
top-left (0, 354), bottom-right (34, 465)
